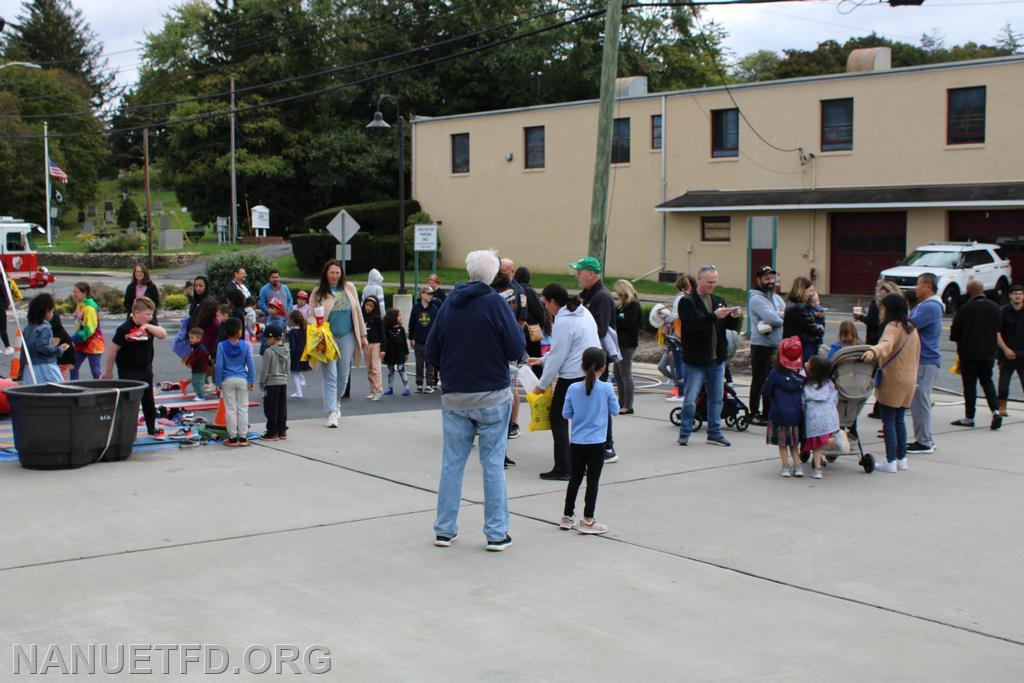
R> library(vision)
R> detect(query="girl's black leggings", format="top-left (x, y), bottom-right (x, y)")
top-left (564, 442), bottom-right (605, 519)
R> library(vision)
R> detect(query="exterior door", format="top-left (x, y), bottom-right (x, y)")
top-left (829, 212), bottom-right (907, 295)
top-left (949, 210), bottom-right (1024, 284)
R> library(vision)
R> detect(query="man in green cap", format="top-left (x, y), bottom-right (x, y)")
top-left (570, 256), bottom-right (617, 462)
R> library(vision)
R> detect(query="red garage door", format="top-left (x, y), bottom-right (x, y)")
top-left (949, 210), bottom-right (1024, 284)
top-left (830, 212), bottom-right (907, 295)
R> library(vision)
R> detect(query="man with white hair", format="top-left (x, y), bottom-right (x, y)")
top-left (426, 250), bottom-right (526, 552)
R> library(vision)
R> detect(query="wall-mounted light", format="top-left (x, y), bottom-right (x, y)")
top-left (504, 152), bottom-right (514, 162)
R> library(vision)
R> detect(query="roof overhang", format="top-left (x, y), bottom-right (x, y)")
top-left (656, 182), bottom-right (1024, 213)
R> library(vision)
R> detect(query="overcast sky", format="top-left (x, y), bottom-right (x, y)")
top-left (2, 0), bottom-right (1022, 90)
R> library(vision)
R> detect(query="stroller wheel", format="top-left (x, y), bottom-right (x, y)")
top-left (825, 454), bottom-right (838, 463)
top-left (669, 407), bottom-right (682, 426)
top-left (861, 453), bottom-right (875, 473)
top-left (692, 419), bottom-right (703, 432)
top-left (800, 451), bottom-right (810, 463)
top-left (735, 414), bottom-right (750, 432)
top-left (725, 415), bottom-right (736, 428)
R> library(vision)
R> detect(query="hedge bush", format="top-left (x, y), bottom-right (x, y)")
top-left (163, 293), bottom-right (189, 311)
top-left (206, 252), bottom-right (275, 299)
top-left (291, 232), bottom-right (402, 276)
top-left (291, 199), bottom-right (421, 236)
top-left (84, 234), bottom-right (143, 253)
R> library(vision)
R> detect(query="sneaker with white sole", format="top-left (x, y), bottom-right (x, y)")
top-left (559, 515), bottom-right (575, 530)
top-left (906, 442), bottom-right (934, 454)
top-left (434, 533), bottom-right (458, 547)
top-left (3, 347), bottom-right (12, 355)
top-left (897, 458), bottom-right (908, 471)
top-left (811, 468), bottom-right (823, 479)
top-left (791, 465), bottom-right (804, 478)
top-left (577, 520), bottom-right (608, 535)
top-left (779, 466), bottom-right (792, 478)
top-left (875, 458), bottom-right (898, 473)
top-left (326, 410), bottom-right (339, 428)
top-left (485, 535), bottom-right (513, 551)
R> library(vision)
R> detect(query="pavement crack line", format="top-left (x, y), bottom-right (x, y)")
top-left (0, 506), bottom-right (437, 574)
top-left (508, 509), bottom-right (1024, 649)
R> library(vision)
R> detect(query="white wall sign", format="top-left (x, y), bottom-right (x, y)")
top-left (414, 224), bottom-right (437, 252)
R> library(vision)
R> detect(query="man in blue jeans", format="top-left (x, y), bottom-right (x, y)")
top-left (675, 265), bottom-right (742, 447)
top-left (425, 249), bottom-right (526, 552)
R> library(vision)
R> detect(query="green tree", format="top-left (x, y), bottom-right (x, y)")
top-left (116, 196), bottom-right (140, 230)
top-left (733, 50), bottom-right (782, 83)
top-left (0, 0), bottom-right (120, 107)
top-left (996, 23), bottom-right (1023, 54)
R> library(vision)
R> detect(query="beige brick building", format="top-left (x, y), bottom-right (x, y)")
top-left (410, 52), bottom-right (1024, 294)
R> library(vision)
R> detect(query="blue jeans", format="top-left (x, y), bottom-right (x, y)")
top-left (434, 400), bottom-right (512, 542)
top-left (677, 361), bottom-right (725, 440)
top-left (671, 343), bottom-right (685, 389)
top-left (321, 333), bottom-right (356, 413)
top-left (880, 404), bottom-right (907, 463)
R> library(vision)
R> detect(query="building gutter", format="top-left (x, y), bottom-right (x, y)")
top-left (656, 200), bottom-right (1024, 213)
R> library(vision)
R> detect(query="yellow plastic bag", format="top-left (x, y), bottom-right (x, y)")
top-left (526, 388), bottom-right (554, 432)
top-left (301, 321), bottom-right (340, 368)
top-left (10, 280), bottom-right (23, 302)
top-left (950, 355), bottom-right (960, 375)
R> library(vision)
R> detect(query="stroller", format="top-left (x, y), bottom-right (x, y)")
top-left (669, 374), bottom-right (751, 433)
top-left (809, 345), bottom-right (877, 473)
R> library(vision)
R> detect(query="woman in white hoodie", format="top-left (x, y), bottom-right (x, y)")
top-left (529, 283), bottom-right (600, 481)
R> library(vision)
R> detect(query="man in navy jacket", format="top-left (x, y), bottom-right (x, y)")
top-left (426, 250), bottom-right (525, 552)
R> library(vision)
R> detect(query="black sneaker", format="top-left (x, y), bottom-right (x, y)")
top-left (603, 448), bottom-right (618, 463)
top-left (434, 533), bottom-right (458, 547)
top-left (906, 442), bottom-right (935, 454)
top-left (991, 413), bottom-right (1002, 431)
top-left (485, 535), bottom-right (513, 552)
top-left (504, 456), bottom-right (516, 469)
top-left (508, 423), bottom-right (520, 439)
top-left (539, 470), bottom-right (570, 481)
top-left (676, 436), bottom-right (689, 446)
top-left (706, 435), bottom-right (731, 447)
top-left (950, 418), bottom-right (975, 427)
top-left (748, 415), bottom-right (768, 427)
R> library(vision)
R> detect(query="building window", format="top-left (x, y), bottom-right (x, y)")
top-left (612, 117), bottom-right (630, 164)
top-left (651, 114), bottom-right (662, 150)
top-left (947, 86), bottom-right (985, 145)
top-left (821, 98), bottom-right (853, 151)
top-left (701, 215), bottom-right (731, 242)
top-left (524, 126), bottom-right (545, 169)
top-left (711, 109), bottom-right (739, 158)
top-left (451, 133), bottom-right (470, 173)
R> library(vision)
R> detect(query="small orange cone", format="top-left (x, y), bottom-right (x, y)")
top-left (9, 327), bottom-right (22, 380)
top-left (213, 396), bottom-right (227, 428)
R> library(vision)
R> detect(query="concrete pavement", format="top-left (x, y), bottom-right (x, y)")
top-left (1, 376), bottom-right (1023, 680)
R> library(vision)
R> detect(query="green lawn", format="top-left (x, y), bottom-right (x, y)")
top-left (272, 255), bottom-right (745, 303)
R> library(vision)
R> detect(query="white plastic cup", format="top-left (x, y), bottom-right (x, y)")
top-left (853, 306), bottom-right (863, 316)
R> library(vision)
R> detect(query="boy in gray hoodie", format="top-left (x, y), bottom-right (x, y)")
top-left (259, 324), bottom-right (291, 440)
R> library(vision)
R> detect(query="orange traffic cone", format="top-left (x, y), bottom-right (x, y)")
top-left (213, 396), bottom-right (227, 428)
top-left (8, 327), bottom-right (22, 380)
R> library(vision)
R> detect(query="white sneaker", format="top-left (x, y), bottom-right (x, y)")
top-left (3, 347), bottom-right (12, 355)
top-left (897, 458), bottom-right (908, 471)
top-left (326, 410), bottom-right (339, 428)
top-left (791, 465), bottom-right (804, 478)
top-left (811, 468), bottom-right (823, 479)
top-left (290, 392), bottom-right (303, 398)
top-left (779, 466), bottom-right (792, 478)
top-left (875, 458), bottom-right (898, 473)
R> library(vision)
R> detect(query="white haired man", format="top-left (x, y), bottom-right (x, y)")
top-left (426, 250), bottom-right (526, 551)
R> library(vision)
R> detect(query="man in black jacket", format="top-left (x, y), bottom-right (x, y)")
top-left (676, 265), bottom-right (742, 447)
top-left (571, 256), bottom-right (617, 461)
top-left (950, 279), bottom-right (1002, 430)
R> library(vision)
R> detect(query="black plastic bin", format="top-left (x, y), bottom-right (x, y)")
top-left (3, 380), bottom-right (148, 470)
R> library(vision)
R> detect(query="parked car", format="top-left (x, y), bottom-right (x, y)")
top-left (880, 242), bottom-right (1011, 313)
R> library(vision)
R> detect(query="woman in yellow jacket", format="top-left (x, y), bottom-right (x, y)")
top-left (862, 293), bottom-right (920, 473)
top-left (308, 259), bottom-right (368, 428)
top-left (70, 281), bottom-right (105, 379)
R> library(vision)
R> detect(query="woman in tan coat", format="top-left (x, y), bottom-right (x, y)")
top-left (308, 259), bottom-right (368, 428)
top-left (862, 294), bottom-right (920, 473)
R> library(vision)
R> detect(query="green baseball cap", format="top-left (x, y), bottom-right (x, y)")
top-left (569, 256), bottom-right (602, 273)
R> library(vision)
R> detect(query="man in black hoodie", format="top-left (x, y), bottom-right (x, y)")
top-left (426, 249), bottom-right (525, 552)
top-left (571, 256), bottom-right (617, 461)
top-left (950, 278), bottom-right (1002, 430)
top-left (492, 257), bottom-right (527, 441)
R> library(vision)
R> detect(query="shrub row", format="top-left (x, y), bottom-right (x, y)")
top-left (290, 199), bottom-right (421, 236)
top-left (291, 232), bottom-right (402, 275)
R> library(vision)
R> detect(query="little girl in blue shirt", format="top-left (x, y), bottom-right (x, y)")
top-left (560, 347), bottom-right (619, 534)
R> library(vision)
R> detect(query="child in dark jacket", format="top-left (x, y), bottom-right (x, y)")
top-left (761, 337), bottom-right (806, 478)
top-left (383, 308), bottom-right (411, 396)
top-left (408, 286), bottom-right (440, 392)
top-left (363, 296), bottom-right (386, 400)
top-left (287, 310), bottom-right (310, 398)
top-left (185, 327), bottom-right (211, 400)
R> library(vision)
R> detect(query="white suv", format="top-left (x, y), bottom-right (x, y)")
top-left (880, 242), bottom-right (1012, 312)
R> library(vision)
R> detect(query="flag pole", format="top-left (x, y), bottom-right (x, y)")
top-left (43, 121), bottom-right (52, 247)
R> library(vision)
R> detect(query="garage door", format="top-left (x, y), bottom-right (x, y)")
top-left (829, 212), bottom-right (907, 295)
top-left (949, 210), bottom-right (1024, 284)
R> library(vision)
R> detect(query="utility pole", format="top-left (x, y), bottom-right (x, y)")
top-left (43, 121), bottom-right (52, 247)
top-left (587, 0), bottom-right (623, 267)
top-left (230, 76), bottom-right (238, 243)
top-left (143, 127), bottom-right (153, 268)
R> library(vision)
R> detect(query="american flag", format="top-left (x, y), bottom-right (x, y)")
top-left (48, 157), bottom-right (68, 184)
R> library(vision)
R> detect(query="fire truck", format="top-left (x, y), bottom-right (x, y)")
top-left (0, 217), bottom-right (56, 288)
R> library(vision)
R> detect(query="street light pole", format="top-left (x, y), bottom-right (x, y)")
top-left (367, 95), bottom-right (407, 294)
